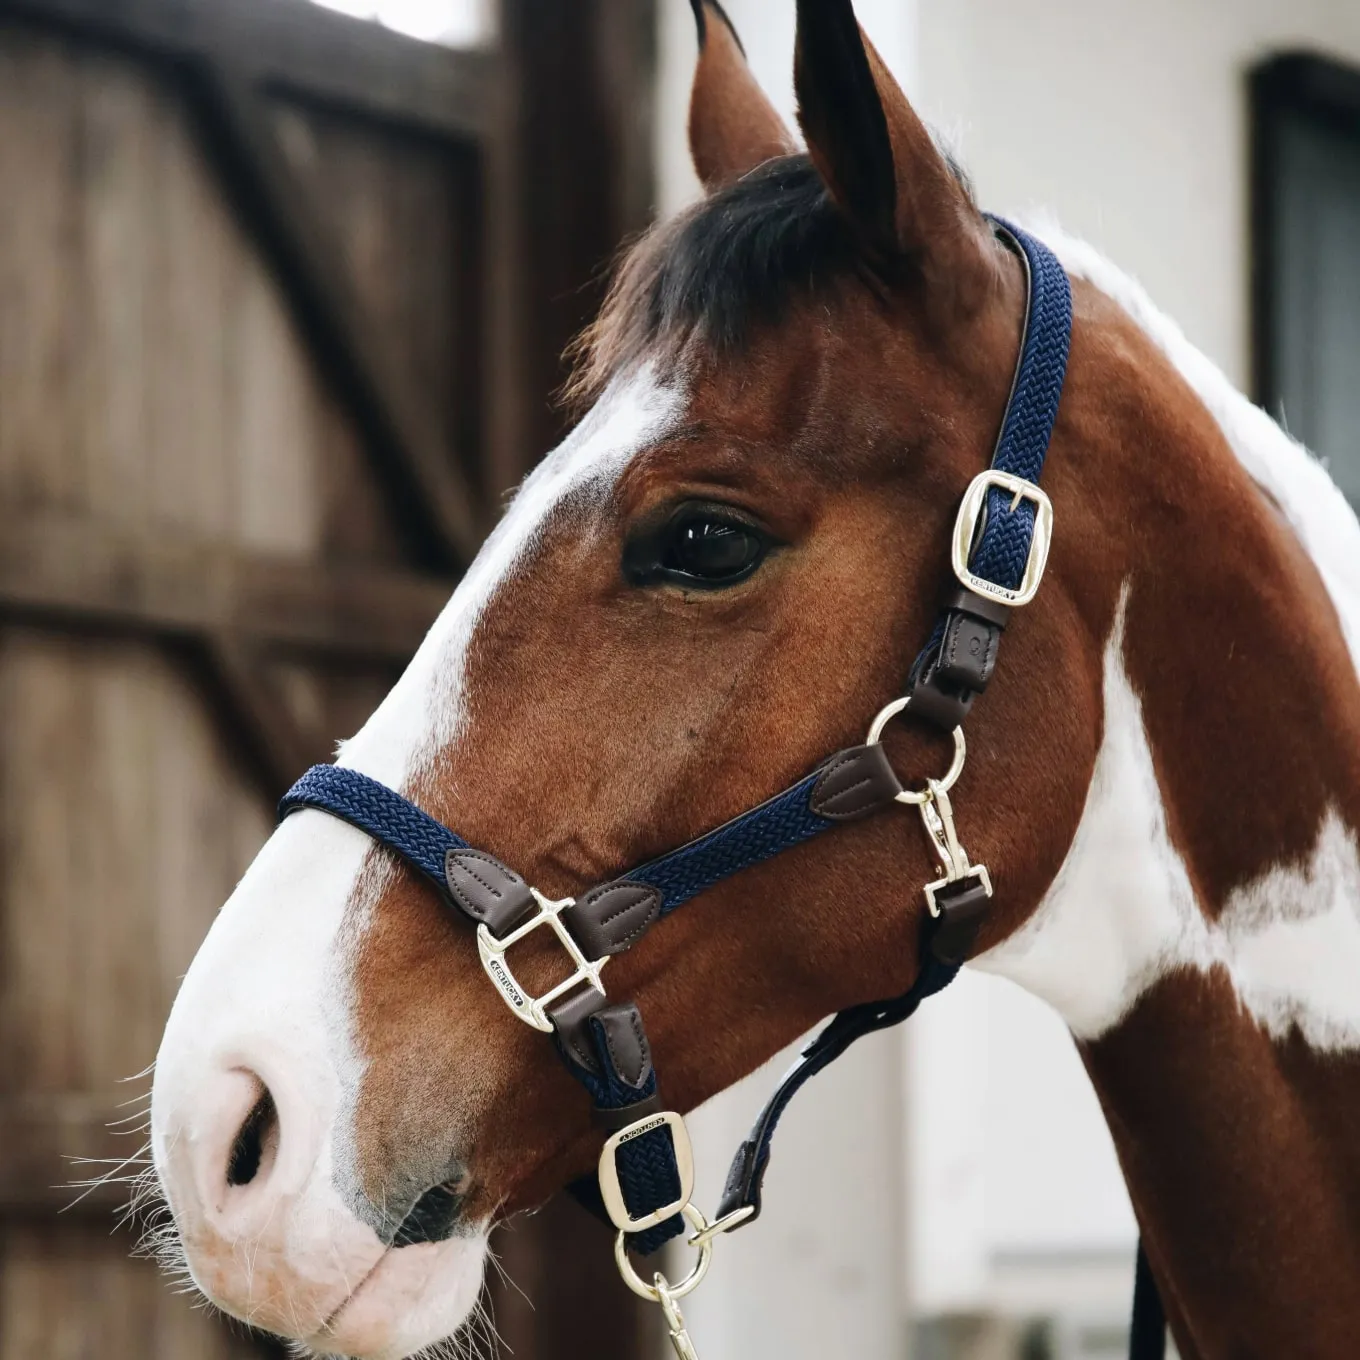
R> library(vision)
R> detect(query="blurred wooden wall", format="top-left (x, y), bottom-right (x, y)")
top-left (0, 0), bottom-right (657, 1355)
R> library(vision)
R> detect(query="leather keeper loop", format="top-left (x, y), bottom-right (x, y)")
top-left (935, 610), bottom-right (1002, 693)
top-left (926, 878), bottom-right (993, 967)
top-left (907, 666), bottom-right (976, 731)
top-left (941, 586), bottom-right (1012, 630)
top-left (592, 1093), bottom-right (663, 1132)
top-left (565, 881), bottom-right (662, 959)
top-left (810, 744), bottom-right (903, 820)
top-left (444, 848), bottom-right (536, 936)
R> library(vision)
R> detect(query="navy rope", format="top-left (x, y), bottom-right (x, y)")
top-left (629, 772), bottom-right (831, 914)
top-left (716, 953), bottom-right (961, 1225)
top-left (278, 764), bottom-right (838, 1259)
top-left (279, 765), bottom-right (468, 883)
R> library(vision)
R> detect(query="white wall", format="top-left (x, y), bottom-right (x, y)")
top-left (915, 0), bottom-right (1360, 389)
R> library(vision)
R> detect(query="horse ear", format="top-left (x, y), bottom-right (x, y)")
top-left (688, 0), bottom-right (796, 191)
top-left (793, 0), bottom-right (991, 285)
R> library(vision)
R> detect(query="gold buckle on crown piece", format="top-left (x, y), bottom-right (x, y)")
top-left (950, 469), bottom-right (1054, 607)
top-left (598, 1110), bottom-right (696, 1233)
top-left (475, 887), bottom-right (607, 1033)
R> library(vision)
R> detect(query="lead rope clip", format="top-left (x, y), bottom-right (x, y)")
top-left (864, 699), bottom-right (993, 917)
top-left (612, 1201), bottom-right (717, 1358)
top-left (656, 1275), bottom-right (702, 1360)
top-left (917, 778), bottom-right (992, 916)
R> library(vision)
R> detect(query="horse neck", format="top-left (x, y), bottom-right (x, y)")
top-left (975, 277), bottom-right (1360, 1355)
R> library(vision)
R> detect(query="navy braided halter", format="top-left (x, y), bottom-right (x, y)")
top-left (279, 220), bottom-right (1073, 1274)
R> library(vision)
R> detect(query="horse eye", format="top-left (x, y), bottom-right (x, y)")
top-left (663, 514), bottom-right (766, 585)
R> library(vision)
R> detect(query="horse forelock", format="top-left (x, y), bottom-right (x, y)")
top-left (570, 150), bottom-right (979, 409)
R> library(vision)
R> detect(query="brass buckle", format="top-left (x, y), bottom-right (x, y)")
top-left (951, 469), bottom-right (1054, 607)
top-left (598, 1110), bottom-right (696, 1233)
top-left (476, 887), bottom-right (606, 1033)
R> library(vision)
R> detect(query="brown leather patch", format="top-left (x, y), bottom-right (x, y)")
top-left (935, 611), bottom-right (1001, 691)
top-left (549, 995), bottom-right (654, 1091)
top-left (566, 881), bottom-right (663, 959)
top-left (926, 878), bottom-right (992, 966)
top-left (809, 744), bottom-right (902, 821)
top-left (548, 986), bottom-right (609, 1075)
top-left (591, 1002), bottom-right (653, 1090)
top-left (443, 849), bottom-right (535, 936)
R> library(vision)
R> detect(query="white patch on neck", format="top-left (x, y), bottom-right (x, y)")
top-left (975, 592), bottom-right (1360, 1048)
top-left (970, 221), bottom-right (1360, 1050)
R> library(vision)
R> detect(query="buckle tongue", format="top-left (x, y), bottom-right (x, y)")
top-left (476, 887), bottom-right (606, 1032)
top-left (951, 469), bottom-right (1054, 607)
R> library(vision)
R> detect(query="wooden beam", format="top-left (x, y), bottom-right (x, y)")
top-left (498, 0), bottom-right (658, 475)
top-left (0, 0), bottom-right (498, 141)
top-left (185, 62), bottom-right (488, 572)
top-left (1, 0), bottom-right (493, 568)
top-left (0, 513), bottom-right (452, 662)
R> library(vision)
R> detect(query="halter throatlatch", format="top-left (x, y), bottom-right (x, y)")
top-left (278, 219), bottom-right (1074, 1359)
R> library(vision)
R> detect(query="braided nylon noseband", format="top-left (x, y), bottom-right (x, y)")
top-left (278, 223), bottom-right (1074, 1275)
top-left (282, 765), bottom-right (468, 881)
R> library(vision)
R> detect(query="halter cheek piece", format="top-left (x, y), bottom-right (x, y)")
top-left (281, 222), bottom-right (1158, 1357)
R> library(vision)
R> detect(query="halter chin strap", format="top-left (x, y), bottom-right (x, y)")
top-left (276, 218), bottom-right (1164, 1354)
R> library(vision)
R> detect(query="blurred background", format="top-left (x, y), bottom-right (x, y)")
top-left (0, 0), bottom-right (1356, 1358)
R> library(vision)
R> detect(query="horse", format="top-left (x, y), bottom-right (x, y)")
top-left (147, 1), bottom-right (1360, 1356)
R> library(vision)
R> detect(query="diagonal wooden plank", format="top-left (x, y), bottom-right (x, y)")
top-left (197, 633), bottom-right (333, 798)
top-left (185, 61), bottom-right (488, 571)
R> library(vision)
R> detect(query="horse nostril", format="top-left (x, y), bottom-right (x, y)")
top-left (394, 1182), bottom-right (464, 1247)
top-left (227, 1088), bottom-right (278, 1188)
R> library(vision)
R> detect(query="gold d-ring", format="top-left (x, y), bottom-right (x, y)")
top-left (614, 1203), bottom-right (713, 1303)
top-left (864, 696), bottom-right (967, 806)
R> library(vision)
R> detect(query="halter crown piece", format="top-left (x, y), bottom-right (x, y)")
top-left (281, 221), bottom-right (1123, 1359)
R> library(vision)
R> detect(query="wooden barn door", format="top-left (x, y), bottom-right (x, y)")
top-left (0, 0), bottom-right (657, 1356)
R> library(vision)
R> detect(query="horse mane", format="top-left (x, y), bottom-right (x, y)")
top-left (567, 151), bottom-right (978, 408)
